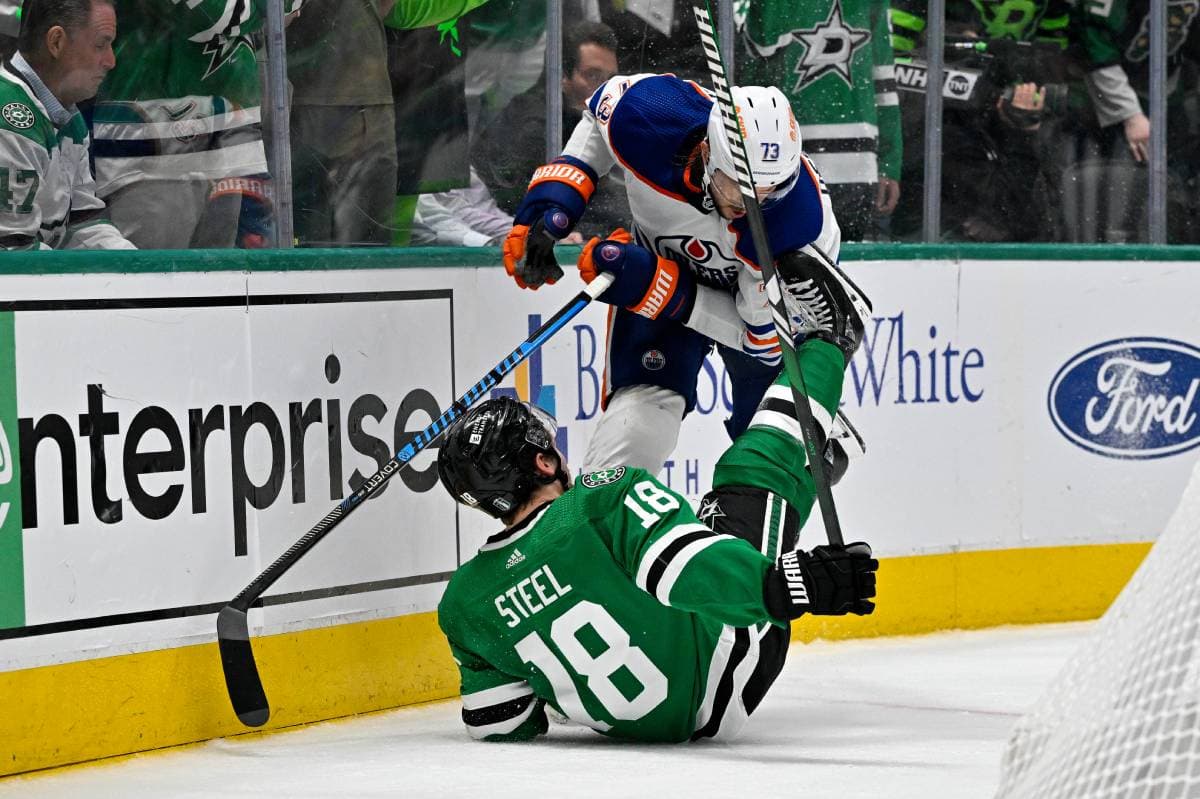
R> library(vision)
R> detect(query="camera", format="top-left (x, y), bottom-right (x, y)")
top-left (895, 37), bottom-right (1069, 117)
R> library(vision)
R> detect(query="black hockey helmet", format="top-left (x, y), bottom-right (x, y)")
top-left (437, 397), bottom-right (565, 519)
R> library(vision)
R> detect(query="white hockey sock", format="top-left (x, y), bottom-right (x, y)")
top-left (581, 385), bottom-right (686, 474)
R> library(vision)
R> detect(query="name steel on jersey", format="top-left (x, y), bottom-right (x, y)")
top-left (494, 563), bottom-right (574, 628)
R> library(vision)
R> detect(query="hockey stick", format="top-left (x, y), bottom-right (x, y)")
top-left (691, 2), bottom-right (844, 546)
top-left (217, 272), bottom-right (615, 727)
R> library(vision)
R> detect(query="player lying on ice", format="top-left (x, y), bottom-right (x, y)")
top-left (435, 254), bottom-right (878, 743)
top-left (500, 74), bottom-right (868, 478)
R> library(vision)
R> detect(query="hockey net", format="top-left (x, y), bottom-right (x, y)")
top-left (996, 458), bottom-right (1200, 799)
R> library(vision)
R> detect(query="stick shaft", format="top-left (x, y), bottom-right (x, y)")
top-left (693, 3), bottom-right (844, 545)
top-left (227, 273), bottom-right (614, 612)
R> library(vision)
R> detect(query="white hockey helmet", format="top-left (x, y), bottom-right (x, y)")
top-left (705, 85), bottom-right (802, 194)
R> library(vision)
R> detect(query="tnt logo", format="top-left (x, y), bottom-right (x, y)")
top-left (492, 313), bottom-right (570, 458)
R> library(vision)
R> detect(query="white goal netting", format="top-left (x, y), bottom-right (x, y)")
top-left (996, 458), bottom-right (1200, 799)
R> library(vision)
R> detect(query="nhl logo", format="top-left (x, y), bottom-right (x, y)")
top-left (581, 467), bottom-right (625, 488)
top-left (2, 102), bottom-right (34, 130)
top-left (641, 349), bottom-right (666, 370)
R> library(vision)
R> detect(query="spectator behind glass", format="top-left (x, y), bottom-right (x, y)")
top-left (90, 0), bottom-right (300, 250)
top-left (1058, 0), bottom-right (1200, 243)
top-left (391, 2), bottom-right (597, 247)
top-left (0, 0), bottom-right (133, 249)
top-left (288, 0), bottom-right (398, 246)
top-left (597, 0), bottom-right (706, 83)
top-left (472, 20), bottom-right (628, 239)
top-left (737, 0), bottom-right (902, 241)
top-left (887, 0), bottom-right (1072, 242)
top-left (387, 7), bottom-right (479, 246)
top-left (462, 0), bottom-right (551, 139)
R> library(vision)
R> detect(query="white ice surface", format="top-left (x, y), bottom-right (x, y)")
top-left (0, 622), bottom-right (1091, 799)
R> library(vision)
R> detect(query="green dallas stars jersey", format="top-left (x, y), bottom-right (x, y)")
top-left (1076, 0), bottom-right (1200, 98)
top-left (736, 0), bottom-right (902, 186)
top-left (437, 465), bottom-right (782, 743)
top-left (438, 338), bottom-right (850, 744)
top-left (91, 0), bottom-right (302, 195)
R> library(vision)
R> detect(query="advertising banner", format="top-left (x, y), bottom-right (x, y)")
top-left (1, 259), bottom-right (1196, 672)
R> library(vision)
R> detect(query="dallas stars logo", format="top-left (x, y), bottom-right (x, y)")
top-left (790, 0), bottom-right (870, 92)
top-left (200, 34), bottom-right (254, 82)
top-left (580, 467), bottom-right (626, 489)
top-left (698, 497), bottom-right (726, 524)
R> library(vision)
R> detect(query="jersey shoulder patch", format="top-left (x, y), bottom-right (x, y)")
top-left (579, 466), bottom-right (627, 489)
top-left (0, 74), bottom-right (55, 149)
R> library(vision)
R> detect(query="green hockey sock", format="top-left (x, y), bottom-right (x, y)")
top-left (712, 337), bottom-right (845, 513)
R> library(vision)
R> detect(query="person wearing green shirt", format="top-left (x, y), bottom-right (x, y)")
top-left (738, 0), bottom-right (903, 240)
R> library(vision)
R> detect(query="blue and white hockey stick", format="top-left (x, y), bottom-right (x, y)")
top-left (691, 2), bottom-right (845, 546)
top-left (218, 272), bottom-right (614, 727)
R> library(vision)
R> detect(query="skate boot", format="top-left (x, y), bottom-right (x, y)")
top-left (777, 245), bottom-right (872, 361)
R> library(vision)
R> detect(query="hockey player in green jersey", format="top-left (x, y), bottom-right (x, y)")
top-left (436, 259), bottom-right (878, 743)
top-left (736, 0), bottom-right (902, 240)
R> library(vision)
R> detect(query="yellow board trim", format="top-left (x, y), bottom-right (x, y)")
top-left (0, 542), bottom-right (1152, 777)
top-left (792, 541), bottom-right (1151, 642)
top-left (1, 612), bottom-right (459, 777)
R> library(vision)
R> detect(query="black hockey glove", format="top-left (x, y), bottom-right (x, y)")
top-left (503, 213), bottom-right (567, 290)
top-left (764, 543), bottom-right (877, 619)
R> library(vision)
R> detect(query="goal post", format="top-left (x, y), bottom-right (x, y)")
top-left (996, 456), bottom-right (1200, 799)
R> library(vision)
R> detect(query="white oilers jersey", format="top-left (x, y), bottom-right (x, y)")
top-left (564, 73), bottom-right (840, 364)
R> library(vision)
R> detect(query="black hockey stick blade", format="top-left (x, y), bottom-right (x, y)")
top-left (217, 605), bottom-right (270, 727)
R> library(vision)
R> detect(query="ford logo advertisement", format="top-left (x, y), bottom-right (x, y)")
top-left (1048, 338), bottom-right (1200, 460)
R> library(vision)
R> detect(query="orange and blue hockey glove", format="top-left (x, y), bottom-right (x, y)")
top-left (578, 228), bottom-right (696, 322)
top-left (503, 158), bottom-right (597, 290)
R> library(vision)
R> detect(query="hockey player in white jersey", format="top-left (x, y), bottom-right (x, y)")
top-left (502, 74), bottom-right (867, 474)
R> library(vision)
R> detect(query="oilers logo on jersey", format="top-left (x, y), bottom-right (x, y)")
top-left (649, 234), bottom-right (742, 288)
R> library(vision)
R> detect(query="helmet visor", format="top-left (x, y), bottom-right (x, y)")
top-left (522, 402), bottom-right (558, 452)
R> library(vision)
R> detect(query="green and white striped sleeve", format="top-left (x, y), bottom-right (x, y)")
top-left (441, 634), bottom-right (548, 742)
top-left (593, 470), bottom-right (778, 628)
